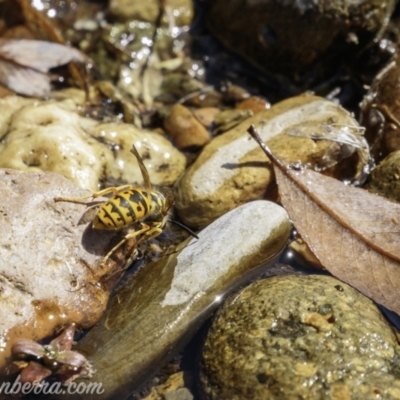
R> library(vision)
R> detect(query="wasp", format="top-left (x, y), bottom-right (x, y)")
top-left (55, 144), bottom-right (175, 266)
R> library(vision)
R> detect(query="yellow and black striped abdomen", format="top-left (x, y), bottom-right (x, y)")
top-left (92, 189), bottom-right (153, 230)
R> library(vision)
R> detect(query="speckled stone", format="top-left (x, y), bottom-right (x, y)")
top-left (365, 150), bottom-right (400, 203)
top-left (201, 275), bottom-right (400, 400)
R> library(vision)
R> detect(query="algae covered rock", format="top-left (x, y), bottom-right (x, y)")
top-left (207, 0), bottom-right (395, 82)
top-left (201, 275), bottom-right (400, 399)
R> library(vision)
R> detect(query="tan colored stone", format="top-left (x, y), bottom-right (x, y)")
top-left (143, 372), bottom-right (186, 400)
top-left (88, 122), bottom-right (186, 186)
top-left (193, 107), bottom-right (220, 128)
top-left (235, 96), bottom-right (270, 113)
top-left (175, 94), bottom-right (368, 228)
top-left (109, 0), bottom-right (194, 26)
top-left (164, 104), bottom-right (211, 150)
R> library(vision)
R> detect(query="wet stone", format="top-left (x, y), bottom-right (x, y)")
top-left (0, 169), bottom-right (137, 372)
top-left (207, 0), bottom-right (395, 82)
top-left (193, 107), bottom-right (220, 129)
top-left (365, 150), bottom-right (400, 203)
top-left (109, 0), bottom-right (194, 26)
top-left (57, 200), bottom-right (291, 400)
top-left (361, 54), bottom-right (400, 159)
top-left (213, 109), bottom-right (254, 136)
top-left (235, 96), bottom-right (270, 113)
top-left (175, 94), bottom-right (369, 228)
top-left (164, 104), bottom-right (211, 150)
top-left (0, 95), bottom-right (186, 191)
top-left (200, 275), bottom-right (400, 400)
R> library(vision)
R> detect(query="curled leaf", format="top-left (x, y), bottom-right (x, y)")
top-left (249, 125), bottom-right (400, 315)
top-left (49, 323), bottom-right (76, 351)
top-left (0, 39), bottom-right (88, 73)
top-left (0, 39), bottom-right (89, 97)
top-left (12, 339), bottom-right (45, 359)
top-left (19, 361), bottom-right (52, 385)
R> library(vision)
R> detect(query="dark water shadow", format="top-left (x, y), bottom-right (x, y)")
top-left (221, 161), bottom-right (270, 170)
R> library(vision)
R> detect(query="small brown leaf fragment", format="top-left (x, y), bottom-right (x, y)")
top-left (19, 361), bottom-right (52, 385)
top-left (0, 39), bottom-right (89, 97)
top-left (15, 0), bottom-right (88, 93)
top-left (12, 340), bottom-right (45, 358)
top-left (0, 57), bottom-right (51, 97)
top-left (248, 125), bottom-right (400, 315)
top-left (0, 39), bottom-right (88, 72)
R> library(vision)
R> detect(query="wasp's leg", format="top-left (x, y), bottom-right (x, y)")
top-left (55, 185), bottom-right (134, 204)
top-left (136, 221), bottom-right (164, 244)
top-left (100, 223), bottom-right (153, 266)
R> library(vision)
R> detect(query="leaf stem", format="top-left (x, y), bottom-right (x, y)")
top-left (247, 124), bottom-right (286, 171)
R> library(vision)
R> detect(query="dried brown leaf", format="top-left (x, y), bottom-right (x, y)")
top-left (248, 125), bottom-right (400, 315)
top-left (15, 0), bottom-right (88, 93)
top-left (0, 39), bottom-right (88, 97)
top-left (0, 39), bottom-right (88, 72)
top-left (0, 58), bottom-right (51, 97)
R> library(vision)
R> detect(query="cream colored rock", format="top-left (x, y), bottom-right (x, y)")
top-left (175, 94), bottom-right (369, 228)
top-left (89, 122), bottom-right (186, 187)
top-left (109, 0), bottom-right (194, 26)
top-left (0, 99), bottom-right (109, 192)
top-left (0, 95), bottom-right (186, 191)
top-left (0, 96), bottom-right (38, 137)
top-left (0, 169), bottom-right (137, 372)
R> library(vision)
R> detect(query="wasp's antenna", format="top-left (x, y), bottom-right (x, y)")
top-left (130, 144), bottom-right (152, 191)
top-left (168, 220), bottom-right (199, 239)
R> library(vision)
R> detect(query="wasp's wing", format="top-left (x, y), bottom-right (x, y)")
top-left (78, 204), bottom-right (101, 225)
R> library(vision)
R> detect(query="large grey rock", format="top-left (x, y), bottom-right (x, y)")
top-left (56, 200), bottom-right (291, 399)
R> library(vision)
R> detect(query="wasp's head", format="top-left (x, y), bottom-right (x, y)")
top-left (160, 186), bottom-right (175, 215)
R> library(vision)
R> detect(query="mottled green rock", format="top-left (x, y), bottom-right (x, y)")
top-left (366, 150), bottom-right (400, 203)
top-left (201, 275), bottom-right (400, 400)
